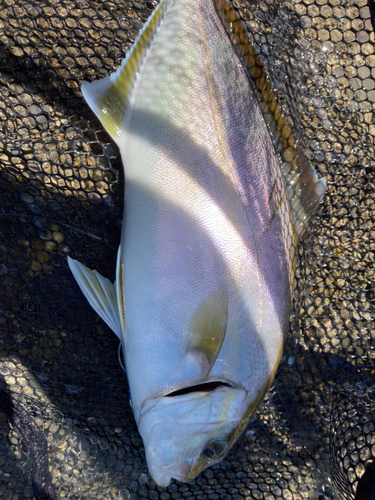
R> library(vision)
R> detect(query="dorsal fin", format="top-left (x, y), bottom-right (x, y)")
top-left (185, 287), bottom-right (228, 376)
top-left (213, 0), bottom-right (326, 239)
top-left (81, 0), bottom-right (169, 144)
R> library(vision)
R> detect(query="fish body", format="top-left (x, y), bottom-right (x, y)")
top-left (68, 0), bottom-right (326, 486)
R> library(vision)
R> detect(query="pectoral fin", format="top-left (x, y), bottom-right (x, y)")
top-left (67, 256), bottom-right (123, 340)
top-left (185, 287), bottom-right (228, 374)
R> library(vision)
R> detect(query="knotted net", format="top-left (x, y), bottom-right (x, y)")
top-left (0, 0), bottom-right (374, 499)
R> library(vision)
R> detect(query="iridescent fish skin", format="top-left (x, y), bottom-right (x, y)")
top-left (68, 0), bottom-right (325, 486)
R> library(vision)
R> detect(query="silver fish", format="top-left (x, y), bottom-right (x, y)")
top-left (68, 0), bottom-right (326, 486)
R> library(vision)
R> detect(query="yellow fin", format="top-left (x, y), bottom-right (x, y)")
top-left (213, 0), bottom-right (326, 239)
top-left (81, 0), bottom-right (168, 143)
top-left (185, 287), bottom-right (228, 374)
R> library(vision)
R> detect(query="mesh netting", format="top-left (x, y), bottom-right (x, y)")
top-left (0, 0), bottom-right (374, 499)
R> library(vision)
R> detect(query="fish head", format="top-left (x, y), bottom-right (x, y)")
top-left (137, 382), bottom-right (256, 486)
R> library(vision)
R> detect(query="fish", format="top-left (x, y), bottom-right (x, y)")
top-left (67, 0), bottom-right (326, 487)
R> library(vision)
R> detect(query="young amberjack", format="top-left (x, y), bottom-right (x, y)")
top-left (68, 0), bottom-right (326, 486)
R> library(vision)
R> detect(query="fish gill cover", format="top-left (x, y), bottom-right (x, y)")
top-left (0, 0), bottom-right (374, 499)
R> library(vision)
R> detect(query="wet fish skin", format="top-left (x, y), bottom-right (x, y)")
top-left (67, 0), bottom-right (325, 487)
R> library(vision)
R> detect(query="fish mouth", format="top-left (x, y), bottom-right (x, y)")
top-left (164, 381), bottom-right (233, 398)
top-left (138, 383), bottom-right (249, 486)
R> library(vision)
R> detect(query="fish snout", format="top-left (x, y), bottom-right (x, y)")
top-left (151, 461), bottom-right (193, 487)
top-left (137, 385), bottom-right (249, 486)
top-left (152, 439), bottom-right (229, 486)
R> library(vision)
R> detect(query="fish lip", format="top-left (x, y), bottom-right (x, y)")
top-left (137, 386), bottom-right (252, 486)
top-left (135, 379), bottom-right (248, 424)
top-left (160, 462), bottom-right (192, 482)
top-left (150, 460), bottom-right (197, 487)
top-left (160, 378), bottom-right (238, 398)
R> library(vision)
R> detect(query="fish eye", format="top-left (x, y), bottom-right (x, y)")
top-left (202, 442), bottom-right (226, 460)
top-left (203, 447), bottom-right (215, 459)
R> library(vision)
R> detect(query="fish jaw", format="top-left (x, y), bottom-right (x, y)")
top-left (136, 384), bottom-right (252, 486)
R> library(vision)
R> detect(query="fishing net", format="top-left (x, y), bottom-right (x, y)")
top-left (0, 0), bottom-right (374, 498)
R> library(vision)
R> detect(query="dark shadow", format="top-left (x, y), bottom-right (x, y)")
top-left (0, 377), bottom-right (57, 500)
top-left (355, 460), bottom-right (375, 500)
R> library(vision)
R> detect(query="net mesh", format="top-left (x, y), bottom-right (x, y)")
top-left (0, 0), bottom-right (374, 499)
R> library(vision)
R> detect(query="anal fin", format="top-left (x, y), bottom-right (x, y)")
top-left (81, 0), bottom-right (169, 144)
